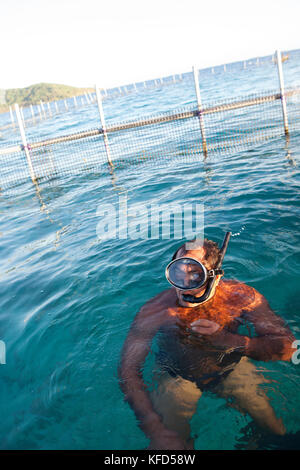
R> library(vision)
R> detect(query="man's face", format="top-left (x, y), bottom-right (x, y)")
top-left (175, 247), bottom-right (211, 308)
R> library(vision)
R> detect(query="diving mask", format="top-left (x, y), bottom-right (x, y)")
top-left (165, 232), bottom-right (231, 304)
top-left (165, 257), bottom-right (223, 291)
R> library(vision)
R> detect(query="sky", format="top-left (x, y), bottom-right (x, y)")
top-left (1, 0), bottom-right (300, 90)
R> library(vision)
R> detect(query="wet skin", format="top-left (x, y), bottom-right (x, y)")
top-left (131, 282), bottom-right (294, 383)
top-left (119, 256), bottom-right (295, 450)
top-left (156, 282), bottom-right (258, 385)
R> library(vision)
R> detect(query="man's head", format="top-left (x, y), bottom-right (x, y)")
top-left (170, 238), bottom-right (222, 307)
top-left (172, 238), bottom-right (221, 270)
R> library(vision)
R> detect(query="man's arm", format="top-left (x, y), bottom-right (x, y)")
top-left (240, 295), bottom-right (296, 361)
top-left (118, 296), bottom-right (186, 449)
top-left (192, 294), bottom-right (295, 362)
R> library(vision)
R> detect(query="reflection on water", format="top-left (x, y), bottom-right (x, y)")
top-left (0, 111), bottom-right (299, 450)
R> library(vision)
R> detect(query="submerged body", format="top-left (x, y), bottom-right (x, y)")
top-left (119, 245), bottom-right (295, 450)
top-left (157, 279), bottom-right (261, 388)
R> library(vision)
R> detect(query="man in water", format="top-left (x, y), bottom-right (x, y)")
top-left (119, 234), bottom-right (295, 450)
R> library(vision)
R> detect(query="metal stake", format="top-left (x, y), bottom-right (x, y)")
top-left (276, 49), bottom-right (289, 135)
top-left (192, 66), bottom-right (208, 157)
top-left (9, 106), bottom-right (15, 126)
top-left (15, 103), bottom-right (36, 183)
top-left (95, 84), bottom-right (113, 167)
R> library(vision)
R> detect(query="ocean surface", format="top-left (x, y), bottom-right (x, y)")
top-left (0, 53), bottom-right (299, 450)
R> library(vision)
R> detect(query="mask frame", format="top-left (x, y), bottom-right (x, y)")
top-left (165, 257), bottom-right (223, 291)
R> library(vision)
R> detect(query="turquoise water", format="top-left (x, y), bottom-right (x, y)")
top-left (0, 56), bottom-right (300, 450)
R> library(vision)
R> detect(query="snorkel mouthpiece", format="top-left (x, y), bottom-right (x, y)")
top-left (178, 232), bottom-right (231, 305)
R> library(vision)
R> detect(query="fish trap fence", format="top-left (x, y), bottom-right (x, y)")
top-left (0, 50), bottom-right (299, 191)
top-left (2, 49), bottom-right (299, 132)
top-left (1, 87), bottom-right (299, 191)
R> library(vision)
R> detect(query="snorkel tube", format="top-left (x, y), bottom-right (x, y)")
top-left (181, 231), bottom-right (231, 304)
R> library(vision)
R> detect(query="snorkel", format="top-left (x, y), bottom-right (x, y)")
top-left (166, 232), bottom-right (231, 305)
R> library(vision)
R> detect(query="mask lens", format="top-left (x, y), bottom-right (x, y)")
top-left (166, 258), bottom-right (207, 290)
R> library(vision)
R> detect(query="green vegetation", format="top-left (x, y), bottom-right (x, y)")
top-left (0, 83), bottom-right (95, 114)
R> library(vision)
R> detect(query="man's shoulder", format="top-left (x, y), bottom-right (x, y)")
top-left (137, 288), bottom-right (175, 317)
top-left (133, 289), bottom-right (175, 331)
top-left (144, 288), bottom-right (176, 305)
top-left (220, 278), bottom-right (265, 311)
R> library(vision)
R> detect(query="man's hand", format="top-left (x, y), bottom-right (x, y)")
top-left (191, 319), bottom-right (220, 335)
top-left (148, 428), bottom-right (188, 450)
top-left (190, 319), bottom-right (244, 351)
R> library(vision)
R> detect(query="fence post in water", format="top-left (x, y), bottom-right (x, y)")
top-left (192, 66), bottom-right (208, 157)
top-left (95, 84), bottom-right (113, 167)
top-left (40, 100), bottom-right (46, 119)
top-left (20, 107), bottom-right (25, 126)
top-left (276, 49), bottom-right (289, 136)
top-left (37, 104), bottom-right (43, 120)
top-left (30, 104), bottom-right (34, 120)
top-left (15, 103), bottom-right (36, 183)
top-left (9, 106), bottom-right (15, 126)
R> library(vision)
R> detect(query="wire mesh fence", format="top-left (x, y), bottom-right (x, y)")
top-left (0, 93), bottom-right (97, 132)
top-left (0, 49), bottom-right (299, 191)
top-left (1, 48), bottom-right (299, 131)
